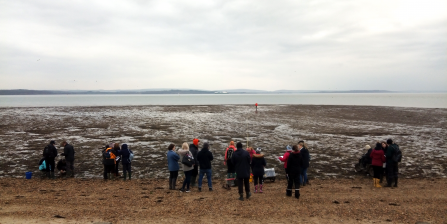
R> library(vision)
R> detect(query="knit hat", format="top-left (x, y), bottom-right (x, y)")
top-left (365, 145), bottom-right (371, 150)
top-left (193, 138), bottom-right (199, 145)
top-left (50, 140), bottom-right (55, 145)
top-left (286, 145), bottom-right (292, 151)
top-left (256, 147), bottom-right (262, 153)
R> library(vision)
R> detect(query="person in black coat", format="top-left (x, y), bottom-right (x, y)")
top-left (196, 142), bottom-right (213, 191)
top-left (299, 141), bottom-right (310, 186)
top-left (61, 141), bottom-right (75, 178)
top-left (43, 140), bottom-right (58, 179)
top-left (117, 143), bottom-right (133, 181)
top-left (189, 138), bottom-right (200, 187)
top-left (231, 142), bottom-right (251, 201)
top-left (251, 148), bottom-right (266, 193)
top-left (287, 145), bottom-right (303, 199)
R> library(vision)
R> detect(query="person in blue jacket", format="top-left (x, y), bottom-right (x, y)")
top-left (118, 144), bottom-right (133, 181)
top-left (167, 144), bottom-right (180, 190)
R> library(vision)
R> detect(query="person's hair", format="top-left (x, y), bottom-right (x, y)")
top-left (298, 142), bottom-right (304, 147)
top-left (381, 141), bottom-right (387, 146)
top-left (292, 145), bottom-right (299, 151)
top-left (182, 142), bottom-right (189, 150)
top-left (387, 139), bottom-right (393, 144)
top-left (114, 143), bottom-right (120, 149)
top-left (168, 144), bottom-right (175, 150)
top-left (229, 141), bottom-right (235, 146)
top-left (203, 142), bottom-right (209, 149)
top-left (375, 142), bottom-right (382, 150)
top-left (236, 142), bottom-right (243, 148)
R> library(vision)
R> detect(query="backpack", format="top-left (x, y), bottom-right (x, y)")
top-left (103, 150), bottom-right (111, 159)
top-left (226, 147), bottom-right (234, 161)
top-left (43, 146), bottom-right (51, 157)
top-left (128, 149), bottom-right (134, 163)
top-left (392, 145), bottom-right (402, 163)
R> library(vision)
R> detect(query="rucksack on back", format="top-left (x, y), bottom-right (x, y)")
top-left (103, 150), bottom-right (111, 159)
top-left (226, 148), bottom-right (234, 161)
top-left (392, 145), bottom-right (402, 163)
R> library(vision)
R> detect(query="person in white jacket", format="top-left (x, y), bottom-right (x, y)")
top-left (178, 142), bottom-right (195, 192)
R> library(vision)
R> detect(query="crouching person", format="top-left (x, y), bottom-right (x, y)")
top-left (119, 144), bottom-right (133, 181)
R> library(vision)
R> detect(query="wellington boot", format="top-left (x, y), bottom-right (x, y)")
top-left (254, 185), bottom-right (257, 193)
top-left (295, 189), bottom-right (300, 199)
top-left (286, 189), bottom-right (292, 197)
top-left (128, 172), bottom-right (131, 180)
top-left (259, 184), bottom-right (263, 193)
top-left (238, 193), bottom-right (244, 201)
top-left (375, 178), bottom-right (382, 188)
top-left (123, 172), bottom-right (127, 181)
top-left (246, 192), bottom-right (251, 199)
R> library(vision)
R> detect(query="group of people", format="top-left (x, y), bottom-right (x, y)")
top-left (167, 138), bottom-right (311, 201)
top-left (40, 140), bottom-right (75, 179)
top-left (366, 139), bottom-right (401, 188)
top-left (102, 143), bottom-right (134, 180)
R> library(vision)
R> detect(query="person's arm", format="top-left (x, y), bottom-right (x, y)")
top-left (209, 152), bottom-right (213, 161)
top-left (174, 153), bottom-right (180, 161)
top-left (224, 149), bottom-right (228, 165)
top-left (278, 153), bottom-right (287, 162)
top-left (262, 158), bottom-right (266, 167)
top-left (64, 146), bottom-right (68, 157)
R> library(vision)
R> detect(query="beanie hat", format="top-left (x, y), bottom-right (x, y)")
top-left (229, 141), bottom-right (235, 146)
top-left (50, 140), bottom-right (55, 145)
top-left (365, 145), bottom-right (371, 150)
top-left (386, 139), bottom-right (393, 144)
top-left (255, 147), bottom-right (262, 153)
top-left (193, 138), bottom-right (199, 145)
top-left (286, 145), bottom-right (292, 151)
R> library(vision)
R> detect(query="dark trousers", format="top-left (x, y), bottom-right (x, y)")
top-left (66, 159), bottom-right (74, 175)
top-left (237, 177), bottom-right (250, 194)
top-left (103, 164), bottom-right (114, 179)
top-left (45, 158), bottom-right (55, 172)
top-left (123, 163), bottom-right (131, 173)
top-left (170, 171), bottom-right (179, 179)
top-left (253, 175), bottom-right (263, 185)
top-left (287, 173), bottom-right (300, 191)
top-left (192, 165), bottom-right (198, 176)
top-left (181, 170), bottom-right (192, 189)
top-left (373, 165), bottom-right (383, 179)
top-left (386, 163), bottom-right (399, 178)
top-left (115, 158), bottom-right (121, 174)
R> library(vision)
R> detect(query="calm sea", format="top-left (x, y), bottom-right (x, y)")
top-left (0, 93), bottom-right (446, 108)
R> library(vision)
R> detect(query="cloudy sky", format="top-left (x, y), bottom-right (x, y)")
top-left (0, 0), bottom-right (445, 91)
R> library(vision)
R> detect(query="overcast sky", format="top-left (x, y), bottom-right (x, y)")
top-left (0, 0), bottom-right (445, 91)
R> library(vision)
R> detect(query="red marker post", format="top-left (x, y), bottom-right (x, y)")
top-left (255, 103), bottom-right (258, 112)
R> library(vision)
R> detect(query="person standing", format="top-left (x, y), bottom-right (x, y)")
top-left (299, 141), bottom-right (310, 186)
top-left (61, 141), bottom-right (75, 178)
top-left (167, 144), bottom-right (180, 190)
top-left (197, 142), bottom-right (214, 192)
top-left (224, 141), bottom-right (237, 187)
top-left (118, 144), bottom-right (132, 181)
top-left (370, 142), bottom-right (386, 188)
top-left (43, 140), bottom-right (58, 179)
top-left (113, 143), bottom-right (121, 177)
top-left (251, 148), bottom-right (266, 193)
top-left (286, 145), bottom-right (303, 199)
top-left (189, 138), bottom-right (200, 188)
top-left (385, 139), bottom-right (400, 187)
top-left (232, 142), bottom-right (251, 201)
top-left (103, 144), bottom-right (116, 180)
top-left (278, 145), bottom-right (293, 180)
top-left (178, 142), bottom-right (194, 192)
top-left (380, 141), bottom-right (388, 183)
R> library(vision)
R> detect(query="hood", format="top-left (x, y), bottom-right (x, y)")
top-left (122, 144), bottom-right (128, 150)
top-left (253, 153), bottom-right (264, 158)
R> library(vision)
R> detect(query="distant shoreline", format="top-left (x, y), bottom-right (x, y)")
top-left (2, 89), bottom-right (445, 95)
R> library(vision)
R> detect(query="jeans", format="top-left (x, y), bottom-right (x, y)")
top-left (198, 169), bottom-right (212, 189)
top-left (181, 170), bottom-right (192, 190)
top-left (300, 167), bottom-right (308, 184)
top-left (237, 177), bottom-right (250, 194)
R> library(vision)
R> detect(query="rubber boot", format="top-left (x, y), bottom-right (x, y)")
top-left (385, 178), bottom-right (392, 187)
top-left (123, 172), bottom-right (127, 181)
top-left (128, 171), bottom-right (131, 180)
top-left (239, 193), bottom-right (244, 201)
top-left (375, 178), bottom-right (382, 188)
top-left (191, 175), bottom-right (197, 188)
top-left (169, 177), bottom-right (173, 190)
top-left (394, 177), bottom-right (398, 188)
top-left (254, 185), bottom-right (257, 193)
top-left (295, 189), bottom-right (300, 199)
top-left (259, 184), bottom-right (263, 193)
top-left (286, 189), bottom-right (292, 197)
top-left (246, 191), bottom-right (251, 199)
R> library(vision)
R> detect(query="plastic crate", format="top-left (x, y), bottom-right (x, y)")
top-left (264, 168), bottom-right (275, 177)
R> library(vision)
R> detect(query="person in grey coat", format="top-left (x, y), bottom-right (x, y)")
top-left (61, 141), bottom-right (75, 178)
top-left (231, 142), bottom-right (251, 201)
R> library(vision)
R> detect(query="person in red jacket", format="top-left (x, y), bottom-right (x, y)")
top-left (370, 142), bottom-right (386, 188)
top-left (278, 145), bottom-right (293, 180)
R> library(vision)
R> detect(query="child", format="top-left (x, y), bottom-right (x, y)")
top-left (251, 148), bottom-right (266, 193)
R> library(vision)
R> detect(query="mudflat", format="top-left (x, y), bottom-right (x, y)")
top-left (0, 105), bottom-right (446, 179)
top-left (0, 178), bottom-right (446, 223)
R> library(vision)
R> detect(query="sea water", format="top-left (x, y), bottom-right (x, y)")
top-left (0, 93), bottom-right (445, 108)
